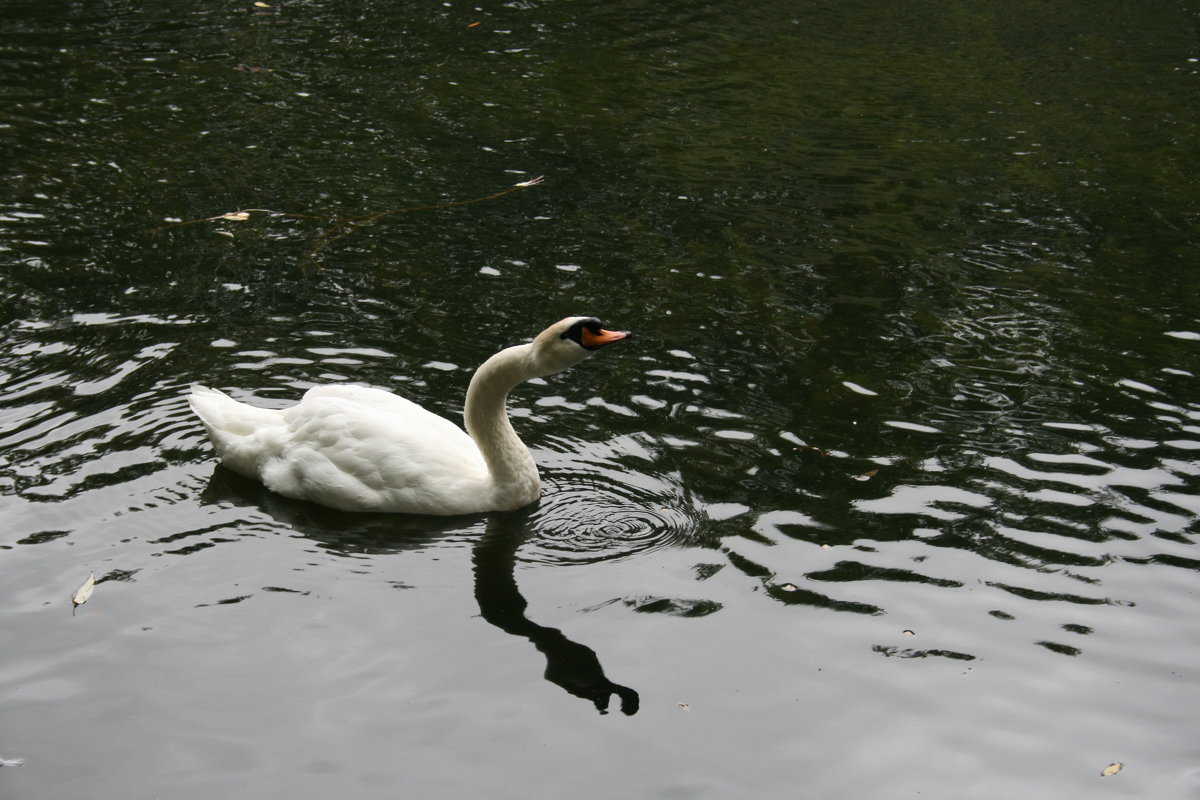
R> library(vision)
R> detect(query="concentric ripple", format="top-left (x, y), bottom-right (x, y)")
top-left (522, 433), bottom-right (702, 564)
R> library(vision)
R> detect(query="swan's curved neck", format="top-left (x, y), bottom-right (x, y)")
top-left (464, 343), bottom-right (540, 507)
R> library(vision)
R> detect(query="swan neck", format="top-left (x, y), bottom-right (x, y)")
top-left (464, 344), bottom-right (539, 504)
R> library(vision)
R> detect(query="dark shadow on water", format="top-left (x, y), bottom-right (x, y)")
top-left (474, 511), bottom-right (640, 716)
top-left (200, 465), bottom-right (640, 715)
top-left (200, 464), bottom-right (479, 551)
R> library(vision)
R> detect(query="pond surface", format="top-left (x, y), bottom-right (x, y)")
top-left (3, 0), bottom-right (1199, 797)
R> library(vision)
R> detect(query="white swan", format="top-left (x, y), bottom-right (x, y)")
top-left (188, 316), bottom-right (628, 515)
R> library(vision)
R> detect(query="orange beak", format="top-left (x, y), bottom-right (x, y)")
top-left (581, 327), bottom-right (629, 348)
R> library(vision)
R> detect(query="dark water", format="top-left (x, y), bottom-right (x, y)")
top-left (3, 0), bottom-right (1199, 797)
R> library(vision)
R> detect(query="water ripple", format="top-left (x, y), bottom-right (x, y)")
top-left (524, 433), bottom-right (700, 564)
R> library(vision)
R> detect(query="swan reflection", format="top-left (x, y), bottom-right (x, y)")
top-left (474, 513), bottom-right (639, 715)
top-left (199, 466), bottom-right (639, 715)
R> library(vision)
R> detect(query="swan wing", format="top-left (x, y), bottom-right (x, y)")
top-left (268, 385), bottom-right (490, 513)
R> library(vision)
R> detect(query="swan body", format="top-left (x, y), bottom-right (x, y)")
top-left (188, 316), bottom-right (628, 515)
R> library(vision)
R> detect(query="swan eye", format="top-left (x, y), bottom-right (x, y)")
top-left (562, 318), bottom-right (628, 350)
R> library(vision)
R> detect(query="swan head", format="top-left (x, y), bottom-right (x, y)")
top-left (529, 316), bottom-right (629, 377)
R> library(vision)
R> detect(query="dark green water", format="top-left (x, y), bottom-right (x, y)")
top-left (3, 1), bottom-right (1199, 797)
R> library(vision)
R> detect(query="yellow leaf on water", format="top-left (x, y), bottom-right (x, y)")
top-left (253, 2), bottom-right (271, 7)
top-left (1101, 762), bottom-right (1123, 777)
top-left (72, 572), bottom-right (95, 607)
top-left (220, 211), bottom-right (251, 221)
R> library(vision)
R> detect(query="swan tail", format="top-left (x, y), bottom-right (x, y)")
top-left (188, 385), bottom-right (285, 478)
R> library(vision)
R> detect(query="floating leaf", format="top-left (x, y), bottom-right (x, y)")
top-left (779, 583), bottom-right (798, 592)
top-left (214, 230), bottom-right (236, 239)
top-left (253, 1), bottom-right (270, 7)
top-left (72, 572), bottom-right (95, 611)
top-left (1101, 762), bottom-right (1123, 777)
top-left (513, 175), bottom-right (544, 188)
top-left (676, 703), bottom-right (690, 711)
top-left (855, 469), bottom-right (879, 481)
top-left (902, 629), bottom-right (916, 637)
top-left (467, 21), bottom-right (481, 28)
top-left (218, 211), bottom-right (251, 221)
